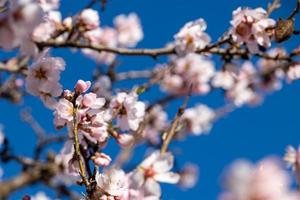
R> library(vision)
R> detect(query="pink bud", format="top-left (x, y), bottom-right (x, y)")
top-left (75, 80), bottom-right (91, 93)
top-left (63, 89), bottom-right (72, 98)
top-left (117, 134), bottom-right (134, 148)
top-left (92, 152), bottom-right (111, 167)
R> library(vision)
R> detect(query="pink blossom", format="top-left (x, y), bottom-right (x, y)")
top-left (82, 92), bottom-right (105, 109)
top-left (74, 80), bottom-right (91, 93)
top-left (83, 27), bottom-right (118, 65)
top-left (26, 52), bottom-right (65, 107)
top-left (178, 163), bottom-right (199, 189)
top-left (143, 105), bottom-right (168, 145)
top-left (174, 18), bottom-right (211, 55)
top-left (96, 169), bottom-right (128, 197)
top-left (54, 98), bottom-right (73, 122)
top-left (212, 70), bottom-right (235, 90)
top-left (284, 145), bottom-right (300, 184)
top-left (0, 0), bottom-right (44, 55)
top-left (130, 151), bottom-right (180, 198)
top-left (92, 152), bottom-right (112, 167)
top-left (110, 92), bottom-right (145, 131)
top-left (114, 13), bottom-right (143, 47)
top-left (37, 0), bottom-right (60, 12)
top-left (219, 158), bottom-right (299, 200)
top-left (79, 9), bottom-right (100, 30)
top-left (31, 192), bottom-right (51, 200)
top-left (117, 134), bottom-right (134, 148)
top-left (181, 104), bottom-right (215, 136)
top-left (230, 7), bottom-right (275, 53)
top-left (161, 54), bottom-right (215, 95)
top-left (287, 64), bottom-right (300, 82)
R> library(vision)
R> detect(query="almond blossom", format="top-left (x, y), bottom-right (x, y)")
top-left (129, 151), bottom-right (180, 198)
top-left (79, 9), bottom-right (100, 30)
top-left (174, 18), bottom-right (211, 55)
top-left (284, 145), bottom-right (300, 184)
top-left (92, 152), bottom-right (112, 167)
top-left (0, 0), bottom-right (44, 55)
top-left (26, 52), bottom-right (65, 108)
top-left (114, 13), bottom-right (143, 47)
top-left (96, 169), bottom-right (128, 197)
top-left (219, 158), bottom-right (299, 200)
top-left (161, 53), bottom-right (215, 95)
top-left (230, 7), bottom-right (275, 53)
top-left (181, 104), bottom-right (215, 136)
top-left (178, 163), bottom-right (199, 189)
top-left (110, 92), bottom-right (145, 131)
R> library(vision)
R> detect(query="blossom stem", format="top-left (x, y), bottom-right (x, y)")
top-left (72, 107), bottom-right (89, 186)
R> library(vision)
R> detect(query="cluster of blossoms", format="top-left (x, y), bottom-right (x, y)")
top-left (94, 151), bottom-right (180, 199)
top-left (219, 158), bottom-right (300, 200)
top-left (81, 11), bottom-right (143, 64)
top-left (0, 0), bottom-right (61, 56)
top-left (160, 53), bottom-right (215, 95)
top-left (230, 7), bottom-right (276, 53)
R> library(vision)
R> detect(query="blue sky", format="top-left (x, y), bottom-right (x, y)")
top-left (1, 0), bottom-right (300, 199)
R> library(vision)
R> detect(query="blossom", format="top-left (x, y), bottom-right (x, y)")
top-left (117, 133), bottom-right (134, 147)
top-left (129, 151), bottom-right (180, 197)
top-left (54, 98), bottom-right (73, 122)
top-left (284, 145), bottom-right (300, 184)
top-left (219, 158), bottom-right (299, 200)
top-left (143, 105), bottom-right (168, 145)
top-left (92, 152), bottom-right (112, 167)
top-left (110, 92), bottom-right (145, 131)
top-left (212, 70), bottom-right (235, 90)
top-left (83, 27), bottom-right (118, 65)
top-left (26, 52), bottom-right (65, 108)
top-left (181, 104), bottom-right (215, 135)
top-left (178, 163), bottom-right (199, 189)
top-left (75, 80), bottom-right (91, 93)
top-left (161, 54), bottom-right (215, 95)
top-left (32, 10), bottom-right (62, 42)
top-left (31, 192), bottom-right (51, 200)
top-left (37, 0), bottom-right (60, 12)
top-left (96, 169), bottom-right (128, 197)
top-left (0, 125), bottom-right (4, 146)
top-left (114, 13), bottom-right (143, 47)
top-left (287, 64), bottom-right (300, 82)
top-left (174, 18), bottom-right (211, 55)
top-left (79, 9), bottom-right (100, 30)
top-left (230, 7), bottom-right (275, 53)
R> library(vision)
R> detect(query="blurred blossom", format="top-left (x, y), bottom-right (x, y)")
top-left (114, 13), bottom-right (143, 47)
top-left (178, 163), bottom-right (199, 189)
top-left (180, 104), bottom-right (215, 136)
top-left (174, 18), bottom-right (211, 55)
top-left (161, 54), bottom-right (215, 95)
top-left (219, 158), bottom-right (299, 200)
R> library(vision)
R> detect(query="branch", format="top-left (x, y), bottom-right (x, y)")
top-left (0, 161), bottom-right (60, 199)
top-left (160, 95), bottom-right (189, 154)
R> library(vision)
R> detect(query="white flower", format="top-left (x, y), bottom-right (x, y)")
top-left (96, 169), bottom-right (127, 197)
top-left (212, 70), bottom-right (235, 90)
top-left (174, 18), bottom-right (211, 55)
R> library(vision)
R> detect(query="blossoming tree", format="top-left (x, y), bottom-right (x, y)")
top-left (0, 0), bottom-right (300, 199)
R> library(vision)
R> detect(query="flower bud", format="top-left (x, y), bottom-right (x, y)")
top-left (92, 152), bottom-right (112, 167)
top-left (75, 80), bottom-right (91, 93)
top-left (117, 134), bottom-right (134, 148)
